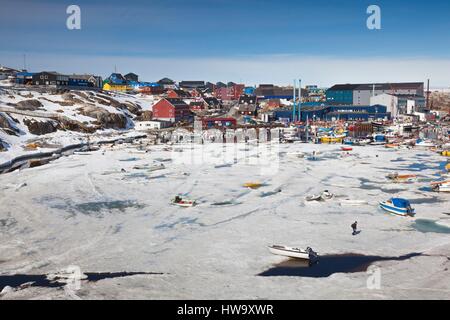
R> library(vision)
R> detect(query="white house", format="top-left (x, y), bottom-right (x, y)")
top-left (135, 120), bottom-right (171, 131)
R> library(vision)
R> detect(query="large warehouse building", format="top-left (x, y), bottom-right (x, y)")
top-left (326, 82), bottom-right (424, 106)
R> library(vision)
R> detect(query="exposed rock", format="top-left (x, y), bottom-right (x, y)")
top-left (0, 139), bottom-right (6, 151)
top-left (61, 93), bottom-right (84, 105)
top-left (56, 118), bottom-right (96, 134)
top-left (136, 110), bottom-right (153, 121)
top-left (77, 105), bottom-right (128, 129)
top-left (117, 101), bottom-right (141, 115)
top-left (23, 118), bottom-right (58, 135)
top-left (15, 99), bottom-right (44, 111)
top-left (0, 112), bottom-right (20, 136)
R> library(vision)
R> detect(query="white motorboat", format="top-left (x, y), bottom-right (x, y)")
top-left (268, 245), bottom-right (318, 261)
top-left (415, 139), bottom-right (435, 148)
top-left (379, 198), bottom-right (414, 217)
top-left (172, 198), bottom-right (196, 207)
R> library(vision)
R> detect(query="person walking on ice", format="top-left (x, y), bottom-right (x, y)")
top-left (351, 221), bottom-right (358, 236)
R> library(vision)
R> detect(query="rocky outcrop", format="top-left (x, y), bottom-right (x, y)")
top-left (61, 93), bottom-right (84, 105)
top-left (0, 139), bottom-right (6, 151)
top-left (15, 99), bottom-right (44, 111)
top-left (23, 119), bottom-right (58, 135)
top-left (117, 102), bottom-right (141, 115)
top-left (56, 118), bottom-right (96, 134)
top-left (0, 113), bottom-right (20, 136)
top-left (76, 104), bottom-right (128, 129)
top-left (135, 110), bottom-right (153, 121)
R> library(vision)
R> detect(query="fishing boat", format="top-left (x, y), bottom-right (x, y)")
top-left (415, 139), bottom-right (435, 148)
top-left (386, 173), bottom-right (417, 183)
top-left (431, 181), bottom-right (450, 193)
top-left (441, 151), bottom-right (450, 157)
top-left (341, 147), bottom-right (353, 152)
top-left (446, 163), bottom-right (450, 172)
top-left (268, 245), bottom-right (318, 261)
top-left (385, 144), bottom-right (399, 149)
top-left (379, 198), bottom-right (414, 216)
top-left (172, 198), bottom-right (196, 207)
top-left (243, 182), bottom-right (263, 189)
top-left (148, 163), bottom-right (165, 172)
top-left (305, 190), bottom-right (334, 202)
top-left (320, 135), bottom-right (346, 144)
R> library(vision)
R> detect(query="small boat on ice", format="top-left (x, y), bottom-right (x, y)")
top-left (379, 198), bottom-right (414, 216)
top-left (243, 182), bottom-right (263, 189)
top-left (148, 164), bottom-right (166, 172)
top-left (305, 190), bottom-right (334, 202)
top-left (341, 147), bottom-right (353, 152)
top-left (431, 180), bottom-right (450, 193)
top-left (268, 245), bottom-right (318, 261)
top-left (386, 173), bottom-right (417, 183)
top-left (172, 197), bottom-right (196, 207)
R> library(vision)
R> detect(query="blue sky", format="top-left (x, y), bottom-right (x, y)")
top-left (1, 0), bottom-right (450, 86)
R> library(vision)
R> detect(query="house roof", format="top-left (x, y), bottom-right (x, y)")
top-left (203, 97), bottom-right (220, 105)
top-left (158, 77), bottom-right (175, 84)
top-left (165, 98), bottom-right (190, 108)
top-left (179, 81), bottom-right (206, 89)
top-left (70, 74), bottom-right (98, 80)
top-left (169, 89), bottom-right (191, 97)
top-left (328, 82), bottom-right (423, 91)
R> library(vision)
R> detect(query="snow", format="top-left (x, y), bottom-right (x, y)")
top-left (0, 142), bottom-right (449, 299)
top-left (0, 89), bottom-right (160, 163)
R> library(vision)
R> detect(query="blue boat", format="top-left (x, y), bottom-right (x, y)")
top-left (379, 198), bottom-right (414, 217)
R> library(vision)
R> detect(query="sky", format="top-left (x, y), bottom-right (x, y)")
top-left (1, 0), bottom-right (450, 87)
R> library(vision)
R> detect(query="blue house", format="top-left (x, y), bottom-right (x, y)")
top-left (15, 72), bottom-right (35, 85)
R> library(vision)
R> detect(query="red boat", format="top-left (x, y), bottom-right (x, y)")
top-left (341, 147), bottom-right (353, 151)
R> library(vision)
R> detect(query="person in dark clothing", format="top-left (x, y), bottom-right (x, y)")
top-left (351, 221), bottom-right (358, 235)
top-left (174, 196), bottom-right (182, 203)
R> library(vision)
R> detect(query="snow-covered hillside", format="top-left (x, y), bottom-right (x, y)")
top-left (0, 88), bottom-right (160, 162)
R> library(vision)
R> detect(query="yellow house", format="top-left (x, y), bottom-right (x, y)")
top-left (103, 83), bottom-right (131, 92)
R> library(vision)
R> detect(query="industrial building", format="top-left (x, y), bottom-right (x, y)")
top-left (261, 105), bottom-right (390, 123)
top-left (370, 93), bottom-right (426, 117)
top-left (326, 82), bottom-right (424, 106)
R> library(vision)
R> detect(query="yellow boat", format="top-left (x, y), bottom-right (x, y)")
top-left (442, 151), bottom-right (450, 157)
top-left (243, 182), bottom-right (262, 189)
top-left (385, 144), bottom-right (399, 149)
top-left (320, 135), bottom-right (345, 143)
top-left (446, 163), bottom-right (450, 172)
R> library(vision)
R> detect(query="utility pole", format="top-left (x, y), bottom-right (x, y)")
top-left (292, 79), bottom-right (297, 123)
top-left (298, 79), bottom-right (302, 121)
top-left (426, 79), bottom-right (430, 111)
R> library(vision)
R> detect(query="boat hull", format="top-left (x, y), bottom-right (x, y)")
top-left (268, 246), bottom-right (316, 260)
top-left (379, 202), bottom-right (412, 216)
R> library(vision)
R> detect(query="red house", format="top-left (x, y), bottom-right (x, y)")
top-left (152, 98), bottom-right (192, 123)
top-left (167, 89), bottom-right (191, 99)
top-left (214, 84), bottom-right (244, 101)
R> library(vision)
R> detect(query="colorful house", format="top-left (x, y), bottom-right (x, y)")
top-left (152, 98), bottom-right (192, 123)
